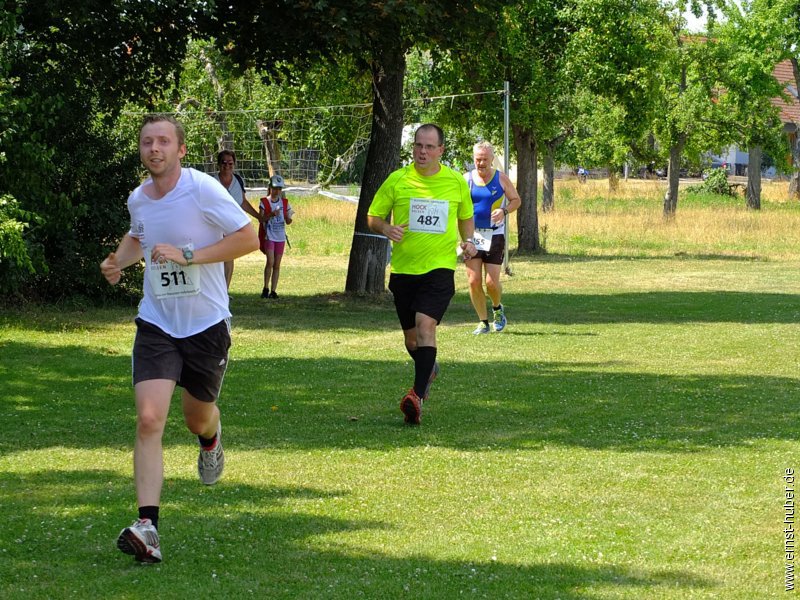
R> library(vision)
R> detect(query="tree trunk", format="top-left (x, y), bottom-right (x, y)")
top-left (200, 48), bottom-right (233, 151)
top-left (791, 59), bottom-right (800, 201)
top-left (344, 48), bottom-right (405, 294)
top-left (542, 144), bottom-right (555, 212)
top-left (746, 144), bottom-right (762, 210)
top-left (664, 59), bottom-right (687, 217)
top-left (512, 124), bottom-right (540, 252)
top-left (608, 167), bottom-right (619, 192)
top-left (257, 120), bottom-right (282, 177)
top-left (663, 134), bottom-right (685, 217)
top-left (789, 130), bottom-right (800, 201)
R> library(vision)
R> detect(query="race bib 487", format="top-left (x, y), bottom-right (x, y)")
top-left (408, 198), bottom-right (449, 234)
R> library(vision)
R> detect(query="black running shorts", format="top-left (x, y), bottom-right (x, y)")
top-left (132, 318), bottom-right (231, 402)
top-left (475, 233), bottom-right (505, 265)
top-left (388, 268), bottom-right (456, 330)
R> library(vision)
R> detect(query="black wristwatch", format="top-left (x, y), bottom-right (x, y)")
top-left (182, 248), bottom-right (194, 265)
top-left (503, 207), bottom-right (509, 216)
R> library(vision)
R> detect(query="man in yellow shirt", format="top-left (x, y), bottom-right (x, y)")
top-left (368, 124), bottom-right (477, 425)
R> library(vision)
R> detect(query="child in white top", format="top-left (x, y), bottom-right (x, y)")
top-left (258, 174), bottom-right (294, 299)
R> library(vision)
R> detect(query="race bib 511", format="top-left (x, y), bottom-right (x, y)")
top-left (148, 259), bottom-right (201, 299)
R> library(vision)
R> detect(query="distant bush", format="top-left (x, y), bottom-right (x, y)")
top-left (0, 3), bottom-right (189, 304)
top-left (0, 194), bottom-right (45, 298)
top-left (685, 169), bottom-right (734, 196)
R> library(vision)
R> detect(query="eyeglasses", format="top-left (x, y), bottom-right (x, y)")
top-left (413, 143), bottom-right (441, 152)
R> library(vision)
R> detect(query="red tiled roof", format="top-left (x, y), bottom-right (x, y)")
top-left (772, 59), bottom-right (800, 124)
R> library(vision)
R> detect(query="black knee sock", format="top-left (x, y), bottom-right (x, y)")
top-left (139, 505), bottom-right (159, 529)
top-left (414, 346), bottom-right (437, 398)
top-left (198, 432), bottom-right (217, 448)
top-left (406, 345), bottom-right (417, 360)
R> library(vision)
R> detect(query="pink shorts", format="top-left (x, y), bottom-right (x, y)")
top-left (264, 240), bottom-right (286, 256)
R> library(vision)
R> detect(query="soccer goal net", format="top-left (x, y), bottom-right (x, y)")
top-left (121, 89), bottom-right (506, 193)
top-left (122, 102), bottom-right (374, 191)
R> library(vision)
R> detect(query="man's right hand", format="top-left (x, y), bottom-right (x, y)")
top-left (100, 252), bottom-right (121, 285)
top-left (384, 223), bottom-right (408, 243)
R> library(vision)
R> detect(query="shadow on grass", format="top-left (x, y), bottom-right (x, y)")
top-left (0, 468), bottom-right (711, 599)
top-left (222, 288), bottom-right (800, 330)
top-left (454, 290), bottom-right (800, 326)
top-left (1, 342), bottom-right (797, 454)
top-left (2, 286), bottom-right (798, 336)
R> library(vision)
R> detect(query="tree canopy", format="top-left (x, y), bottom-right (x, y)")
top-left (2, 0), bottom-right (798, 301)
top-left (0, 0), bottom-right (199, 299)
top-left (205, 0), bottom-right (512, 293)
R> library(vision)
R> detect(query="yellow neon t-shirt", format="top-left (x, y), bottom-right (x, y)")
top-left (369, 164), bottom-right (473, 275)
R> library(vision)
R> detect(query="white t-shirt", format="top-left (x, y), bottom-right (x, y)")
top-left (128, 168), bottom-right (250, 338)
top-left (260, 196), bottom-right (294, 242)
top-left (213, 172), bottom-right (245, 205)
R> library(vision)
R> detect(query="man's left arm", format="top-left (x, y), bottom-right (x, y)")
top-left (491, 172), bottom-right (522, 224)
top-left (191, 224), bottom-right (259, 264)
top-left (241, 198), bottom-right (262, 221)
top-left (236, 175), bottom-right (264, 222)
top-left (151, 224), bottom-right (258, 267)
top-left (499, 172), bottom-right (522, 213)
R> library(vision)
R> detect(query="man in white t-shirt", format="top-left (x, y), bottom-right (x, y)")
top-left (213, 150), bottom-right (262, 289)
top-left (100, 115), bottom-right (258, 564)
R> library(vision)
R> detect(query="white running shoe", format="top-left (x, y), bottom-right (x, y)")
top-left (198, 421), bottom-right (225, 485)
top-left (117, 518), bottom-right (162, 563)
top-left (472, 321), bottom-right (491, 335)
top-left (492, 305), bottom-right (507, 332)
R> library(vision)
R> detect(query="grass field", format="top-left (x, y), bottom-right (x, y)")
top-left (1, 180), bottom-right (799, 598)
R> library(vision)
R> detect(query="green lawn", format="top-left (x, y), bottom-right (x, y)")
top-left (1, 193), bottom-right (799, 598)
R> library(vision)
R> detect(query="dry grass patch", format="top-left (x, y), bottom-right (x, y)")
top-left (557, 176), bottom-right (792, 203)
top-left (536, 178), bottom-right (800, 259)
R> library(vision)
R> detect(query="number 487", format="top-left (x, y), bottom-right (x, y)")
top-left (417, 215), bottom-right (439, 226)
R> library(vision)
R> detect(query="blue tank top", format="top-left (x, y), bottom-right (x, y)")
top-left (468, 169), bottom-right (505, 229)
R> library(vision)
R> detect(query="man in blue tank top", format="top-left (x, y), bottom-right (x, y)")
top-left (463, 141), bottom-right (521, 334)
